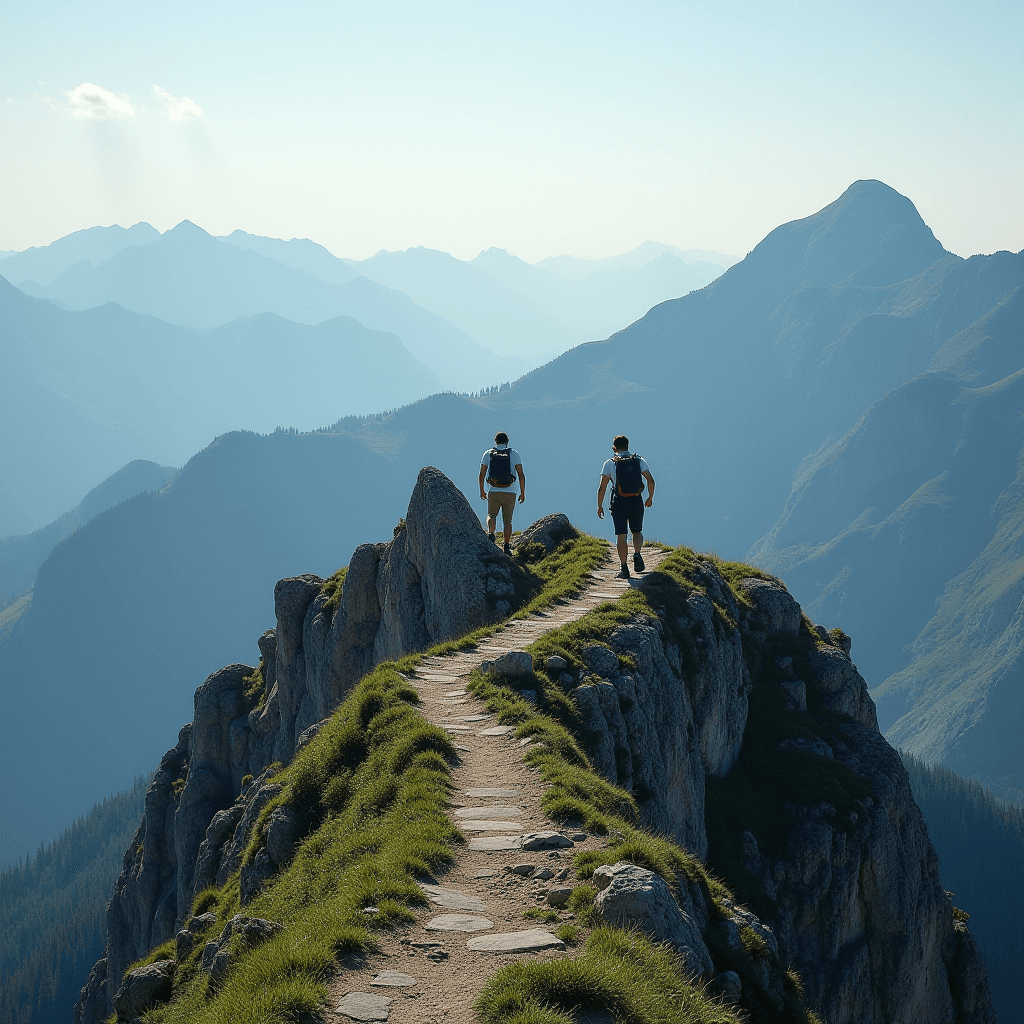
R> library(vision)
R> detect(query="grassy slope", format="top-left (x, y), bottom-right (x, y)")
top-left (467, 547), bottom-right (824, 1024)
top-left (118, 532), bottom-right (608, 1024)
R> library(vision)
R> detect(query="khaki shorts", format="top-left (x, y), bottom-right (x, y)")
top-left (487, 491), bottom-right (517, 527)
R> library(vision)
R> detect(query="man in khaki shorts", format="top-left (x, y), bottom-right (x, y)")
top-left (479, 431), bottom-right (525, 554)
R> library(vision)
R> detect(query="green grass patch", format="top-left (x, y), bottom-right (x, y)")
top-left (476, 927), bottom-right (741, 1024)
top-left (555, 922), bottom-right (579, 945)
top-left (523, 907), bottom-right (561, 923)
top-left (137, 663), bottom-right (460, 1024)
top-left (319, 566), bottom-right (348, 618)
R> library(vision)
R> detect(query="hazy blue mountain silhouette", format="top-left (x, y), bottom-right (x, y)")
top-left (1, 223), bottom-right (159, 287)
top-left (0, 279), bottom-right (441, 535)
top-left (216, 234), bottom-right (729, 361)
top-left (4, 179), bottom-right (1017, 865)
top-left (23, 222), bottom-right (518, 391)
top-left (0, 460), bottom-right (177, 608)
top-left (535, 240), bottom-right (738, 277)
top-left (344, 244), bottom-right (729, 359)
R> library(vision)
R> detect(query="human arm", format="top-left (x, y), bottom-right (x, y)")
top-left (478, 464), bottom-right (487, 500)
top-left (597, 475), bottom-right (611, 518)
top-left (642, 470), bottom-right (655, 508)
top-left (515, 463), bottom-right (526, 503)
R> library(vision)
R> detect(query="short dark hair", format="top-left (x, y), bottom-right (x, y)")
top-left (613, 435), bottom-right (629, 451)
top-left (495, 431), bottom-right (509, 445)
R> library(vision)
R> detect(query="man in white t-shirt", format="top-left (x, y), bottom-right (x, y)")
top-left (597, 434), bottom-right (655, 578)
top-left (478, 431), bottom-right (525, 554)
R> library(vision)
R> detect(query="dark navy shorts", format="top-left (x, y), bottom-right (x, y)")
top-left (611, 496), bottom-right (644, 536)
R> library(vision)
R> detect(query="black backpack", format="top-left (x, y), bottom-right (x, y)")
top-left (614, 454), bottom-right (644, 497)
top-left (488, 448), bottom-right (513, 487)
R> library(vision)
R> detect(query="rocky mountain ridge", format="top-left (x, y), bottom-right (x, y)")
top-left (74, 470), bottom-right (993, 1024)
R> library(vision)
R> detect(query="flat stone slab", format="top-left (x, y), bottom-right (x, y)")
top-left (443, 690), bottom-right (468, 697)
top-left (466, 788), bottom-right (519, 798)
top-left (473, 869), bottom-right (497, 878)
top-left (457, 820), bottom-right (523, 832)
top-left (479, 726), bottom-right (516, 736)
top-left (454, 806), bottom-right (523, 818)
top-left (424, 914), bottom-right (493, 932)
top-left (456, 714), bottom-right (491, 722)
top-left (441, 725), bottom-right (472, 732)
top-left (469, 836), bottom-right (521, 851)
top-left (466, 929), bottom-right (566, 953)
top-left (520, 831), bottom-right (573, 850)
top-left (371, 971), bottom-right (417, 988)
top-left (420, 885), bottom-right (487, 912)
top-left (336, 992), bottom-right (392, 1021)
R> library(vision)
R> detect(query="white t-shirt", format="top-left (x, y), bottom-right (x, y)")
top-left (601, 452), bottom-right (650, 496)
top-left (481, 446), bottom-right (523, 492)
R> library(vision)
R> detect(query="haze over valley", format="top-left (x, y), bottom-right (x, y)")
top-left (2, 4), bottom-right (1021, 1022)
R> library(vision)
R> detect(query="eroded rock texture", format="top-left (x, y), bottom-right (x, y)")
top-left (76, 467), bottom-right (523, 1023)
top-left (572, 559), bottom-right (994, 1024)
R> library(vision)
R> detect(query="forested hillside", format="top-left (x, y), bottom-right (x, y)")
top-left (0, 778), bottom-right (148, 1024)
top-left (904, 753), bottom-right (1024, 1023)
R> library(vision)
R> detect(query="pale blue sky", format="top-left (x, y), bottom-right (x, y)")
top-left (2, 1), bottom-right (1021, 261)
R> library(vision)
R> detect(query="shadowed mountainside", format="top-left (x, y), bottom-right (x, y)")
top-left (3, 180), bottom-right (1020, 864)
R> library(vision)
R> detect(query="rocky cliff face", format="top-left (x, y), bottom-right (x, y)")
top-left (571, 559), bottom-right (992, 1024)
top-left (76, 476), bottom-right (994, 1024)
top-left (76, 467), bottom-right (528, 1022)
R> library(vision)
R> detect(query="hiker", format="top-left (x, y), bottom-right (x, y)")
top-left (597, 435), bottom-right (655, 578)
top-left (479, 431), bottom-right (525, 554)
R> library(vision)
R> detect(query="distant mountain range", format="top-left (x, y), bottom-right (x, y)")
top-left (3, 179), bottom-right (1019, 865)
top-left (0, 278), bottom-right (442, 536)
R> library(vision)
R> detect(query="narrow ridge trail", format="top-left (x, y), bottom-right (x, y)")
top-left (327, 542), bottom-right (668, 1024)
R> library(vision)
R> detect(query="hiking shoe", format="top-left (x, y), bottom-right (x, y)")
top-left (503, 543), bottom-right (513, 555)
top-left (616, 564), bottom-right (631, 579)
top-left (488, 533), bottom-right (496, 543)
top-left (633, 552), bottom-right (646, 573)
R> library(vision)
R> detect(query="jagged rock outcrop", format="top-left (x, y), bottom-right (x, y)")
top-left (592, 861), bottom-right (714, 979)
top-left (76, 483), bottom-right (994, 1024)
top-left (570, 559), bottom-right (994, 1024)
top-left (76, 467), bottom-right (526, 1023)
top-left (511, 512), bottom-right (578, 555)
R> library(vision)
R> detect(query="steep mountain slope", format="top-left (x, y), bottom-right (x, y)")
top-left (904, 753), bottom-right (1024, 1024)
top-left (1, 223), bottom-right (159, 288)
top-left (22, 222), bottom-right (516, 390)
top-left (749, 261), bottom-right (1023, 787)
top-left (69, 476), bottom-right (993, 1024)
top-left (0, 460), bottom-right (177, 606)
top-left (5, 180), bottom-right (1016, 864)
top-left (0, 777), bottom-right (149, 1024)
top-left (0, 279), bottom-right (440, 534)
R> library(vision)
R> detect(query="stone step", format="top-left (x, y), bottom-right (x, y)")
top-left (466, 929), bottom-right (566, 953)
top-left (453, 806), bottom-right (522, 818)
top-left (420, 885), bottom-right (487, 912)
top-left (423, 914), bottom-right (493, 932)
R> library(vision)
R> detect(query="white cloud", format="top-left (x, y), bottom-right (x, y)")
top-left (152, 86), bottom-right (203, 122)
top-left (65, 82), bottom-right (135, 119)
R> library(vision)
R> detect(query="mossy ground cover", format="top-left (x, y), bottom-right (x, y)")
top-left (127, 666), bottom-right (459, 1024)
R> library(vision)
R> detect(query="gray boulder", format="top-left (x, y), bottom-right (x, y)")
top-left (485, 651), bottom-right (533, 677)
top-left (512, 513), bottom-right (578, 555)
top-left (581, 644), bottom-right (618, 676)
top-left (266, 805), bottom-right (299, 866)
top-left (738, 576), bottom-right (801, 634)
top-left (112, 960), bottom-right (174, 1020)
top-left (592, 862), bottom-right (714, 979)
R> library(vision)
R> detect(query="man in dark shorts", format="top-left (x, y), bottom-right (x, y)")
top-left (597, 435), bottom-right (655, 578)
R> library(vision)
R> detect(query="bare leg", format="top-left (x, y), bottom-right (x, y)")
top-left (632, 532), bottom-right (644, 554)
top-left (486, 513), bottom-right (497, 536)
top-left (616, 534), bottom-right (629, 563)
